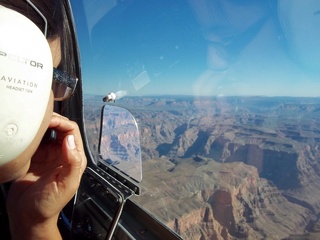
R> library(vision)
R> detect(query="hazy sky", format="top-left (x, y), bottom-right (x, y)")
top-left (72, 0), bottom-right (320, 98)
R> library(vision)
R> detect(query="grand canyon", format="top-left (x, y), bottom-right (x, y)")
top-left (84, 95), bottom-right (320, 239)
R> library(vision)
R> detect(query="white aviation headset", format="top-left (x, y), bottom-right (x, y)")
top-left (0, 4), bottom-right (53, 166)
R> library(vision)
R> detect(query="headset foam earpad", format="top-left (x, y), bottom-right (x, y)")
top-left (0, 6), bottom-right (53, 166)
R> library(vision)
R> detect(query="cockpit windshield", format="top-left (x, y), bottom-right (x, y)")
top-left (71, 0), bottom-right (320, 239)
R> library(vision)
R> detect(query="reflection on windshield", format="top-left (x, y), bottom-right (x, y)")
top-left (72, 0), bottom-right (320, 239)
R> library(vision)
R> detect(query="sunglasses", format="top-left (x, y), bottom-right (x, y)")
top-left (52, 68), bottom-right (77, 101)
top-left (27, 0), bottom-right (78, 101)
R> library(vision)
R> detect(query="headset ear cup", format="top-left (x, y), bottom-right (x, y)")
top-left (0, 6), bottom-right (53, 166)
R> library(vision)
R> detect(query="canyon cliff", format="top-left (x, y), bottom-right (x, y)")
top-left (85, 96), bottom-right (320, 239)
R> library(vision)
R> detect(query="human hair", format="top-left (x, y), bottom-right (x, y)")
top-left (0, 0), bottom-right (62, 39)
top-left (0, 0), bottom-right (77, 81)
top-left (59, 0), bottom-right (77, 80)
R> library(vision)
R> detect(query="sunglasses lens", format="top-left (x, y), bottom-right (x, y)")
top-left (52, 81), bottom-right (73, 100)
top-left (52, 68), bottom-right (77, 101)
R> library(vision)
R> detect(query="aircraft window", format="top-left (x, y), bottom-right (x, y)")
top-left (71, 0), bottom-right (320, 239)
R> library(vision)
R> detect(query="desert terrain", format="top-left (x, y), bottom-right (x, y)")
top-left (84, 95), bottom-right (320, 240)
